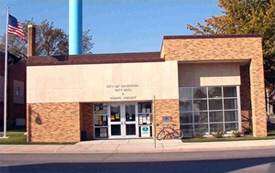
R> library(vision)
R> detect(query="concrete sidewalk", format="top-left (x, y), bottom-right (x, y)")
top-left (0, 139), bottom-right (274, 154)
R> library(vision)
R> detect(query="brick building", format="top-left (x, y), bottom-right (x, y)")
top-left (0, 51), bottom-right (26, 129)
top-left (26, 35), bottom-right (267, 142)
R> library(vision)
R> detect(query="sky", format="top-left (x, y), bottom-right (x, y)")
top-left (0, 0), bottom-right (222, 54)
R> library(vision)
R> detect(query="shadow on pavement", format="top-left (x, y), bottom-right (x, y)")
top-left (0, 157), bottom-right (274, 173)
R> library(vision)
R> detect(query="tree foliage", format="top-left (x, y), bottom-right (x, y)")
top-left (0, 20), bottom-right (94, 57)
top-left (187, 0), bottom-right (275, 88)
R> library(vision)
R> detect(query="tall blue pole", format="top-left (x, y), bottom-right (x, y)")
top-left (69, 0), bottom-right (82, 55)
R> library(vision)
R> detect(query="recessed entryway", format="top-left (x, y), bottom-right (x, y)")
top-left (94, 102), bottom-right (152, 139)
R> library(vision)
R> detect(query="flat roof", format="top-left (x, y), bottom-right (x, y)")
top-left (27, 52), bottom-right (163, 66)
top-left (163, 34), bottom-right (261, 40)
top-left (27, 34), bottom-right (261, 66)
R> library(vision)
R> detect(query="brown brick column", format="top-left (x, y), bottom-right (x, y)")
top-left (26, 104), bottom-right (31, 142)
top-left (240, 64), bottom-right (252, 134)
top-left (27, 25), bottom-right (36, 56)
top-left (80, 103), bottom-right (94, 140)
top-left (250, 54), bottom-right (267, 137)
top-left (153, 99), bottom-right (180, 139)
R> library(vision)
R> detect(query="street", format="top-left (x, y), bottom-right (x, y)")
top-left (0, 148), bottom-right (274, 173)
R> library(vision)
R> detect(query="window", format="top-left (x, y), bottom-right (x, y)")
top-left (179, 86), bottom-right (240, 137)
top-left (15, 87), bottom-right (20, 97)
top-left (93, 103), bottom-right (108, 138)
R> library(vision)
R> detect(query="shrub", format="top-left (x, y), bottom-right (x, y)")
top-left (194, 132), bottom-right (204, 139)
top-left (211, 130), bottom-right (224, 138)
top-left (232, 131), bottom-right (242, 138)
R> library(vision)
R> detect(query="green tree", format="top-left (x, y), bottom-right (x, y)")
top-left (187, 0), bottom-right (275, 88)
top-left (0, 20), bottom-right (94, 57)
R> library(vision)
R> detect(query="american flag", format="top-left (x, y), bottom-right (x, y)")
top-left (8, 14), bottom-right (25, 40)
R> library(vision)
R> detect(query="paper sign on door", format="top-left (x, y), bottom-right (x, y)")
top-left (142, 114), bottom-right (146, 124)
top-left (115, 114), bottom-right (120, 119)
top-left (111, 115), bottom-right (115, 120)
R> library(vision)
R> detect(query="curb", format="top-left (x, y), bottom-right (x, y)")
top-left (1, 145), bottom-right (274, 154)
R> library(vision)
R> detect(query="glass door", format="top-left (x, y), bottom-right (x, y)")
top-left (109, 104), bottom-right (122, 138)
top-left (124, 104), bottom-right (138, 137)
top-left (109, 103), bottom-right (138, 138)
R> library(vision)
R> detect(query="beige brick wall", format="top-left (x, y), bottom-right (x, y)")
top-left (27, 102), bottom-right (81, 142)
top-left (161, 36), bottom-right (267, 137)
top-left (80, 103), bottom-right (94, 140)
top-left (250, 58), bottom-right (267, 137)
top-left (161, 37), bottom-right (258, 61)
top-left (153, 99), bottom-right (180, 138)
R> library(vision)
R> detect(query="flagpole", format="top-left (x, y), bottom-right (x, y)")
top-left (2, 6), bottom-right (9, 138)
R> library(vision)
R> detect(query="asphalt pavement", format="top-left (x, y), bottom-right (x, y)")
top-left (0, 149), bottom-right (274, 173)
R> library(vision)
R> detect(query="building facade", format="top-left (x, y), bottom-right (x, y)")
top-left (0, 52), bottom-right (26, 129)
top-left (26, 35), bottom-right (267, 142)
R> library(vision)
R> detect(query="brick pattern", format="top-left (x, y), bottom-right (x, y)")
top-left (240, 64), bottom-right (252, 133)
top-left (27, 102), bottom-right (80, 142)
top-left (162, 37), bottom-right (258, 61)
top-left (153, 99), bottom-right (180, 138)
top-left (80, 103), bottom-right (94, 140)
top-left (162, 37), bottom-right (267, 137)
top-left (250, 59), bottom-right (267, 137)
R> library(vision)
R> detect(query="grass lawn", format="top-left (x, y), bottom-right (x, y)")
top-left (181, 136), bottom-right (274, 143)
top-left (0, 130), bottom-right (75, 145)
top-left (0, 131), bottom-right (26, 144)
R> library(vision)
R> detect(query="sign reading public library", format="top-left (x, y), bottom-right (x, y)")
top-left (106, 84), bottom-right (139, 100)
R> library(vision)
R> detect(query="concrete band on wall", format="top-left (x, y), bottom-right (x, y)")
top-left (27, 61), bottom-right (179, 103)
top-left (178, 63), bottom-right (241, 87)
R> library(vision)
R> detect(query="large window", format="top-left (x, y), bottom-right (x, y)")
top-left (179, 86), bottom-right (240, 137)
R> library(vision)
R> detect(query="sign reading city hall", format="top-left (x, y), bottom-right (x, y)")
top-left (106, 84), bottom-right (139, 100)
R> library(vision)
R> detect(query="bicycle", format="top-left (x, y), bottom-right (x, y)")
top-left (157, 124), bottom-right (184, 140)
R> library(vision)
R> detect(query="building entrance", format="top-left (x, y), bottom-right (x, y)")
top-left (109, 103), bottom-right (138, 138)
top-left (93, 102), bottom-right (152, 139)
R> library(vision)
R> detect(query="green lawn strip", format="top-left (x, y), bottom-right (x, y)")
top-left (0, 132), bottom-right (26, 144)
top-left (0, 132), bottom-right (75, 145)
top-left (181, 136), bottom-right (274, 143)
